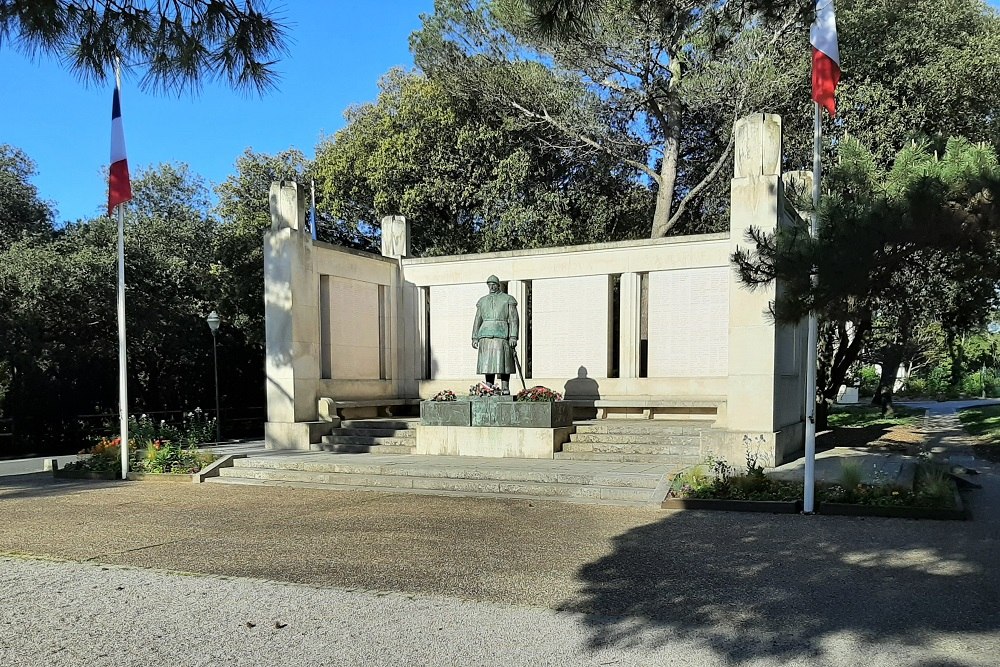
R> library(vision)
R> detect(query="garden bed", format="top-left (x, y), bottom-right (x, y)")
top-left (125, 472), bottom-right (196, 483)
top-left (53, 469), bottom-right (119, 480)
top-left (661, 497), bottom-right (801, 514)
top-left (664, 454), bottom-right (965, 519)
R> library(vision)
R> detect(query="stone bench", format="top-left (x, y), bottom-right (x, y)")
top-left (564, 398), bottom-right (727, 423)
top-left (318, 397), bottom-right (421, 421)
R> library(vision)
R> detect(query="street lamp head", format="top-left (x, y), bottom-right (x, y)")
top-left (206, 311), bottom-right (221, 333)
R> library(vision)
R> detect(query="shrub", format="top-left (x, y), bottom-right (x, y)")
top-left (62, 437), bottom-right (122, 472)
top-left (856, 365), bottom-right (880, 395)
top-left (132, 439), bottom-right (215, 474)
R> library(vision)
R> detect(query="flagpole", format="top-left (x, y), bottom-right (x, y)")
top-left (114, 63), bottom-right (130, 480)
top-left (310, 180), bottom-right (318, 241)
top-left (803, 101), bottom-right (822, 514)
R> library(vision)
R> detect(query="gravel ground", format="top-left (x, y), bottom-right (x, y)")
top-left (1, 556), bottom-right (997, 667)
top-left (1, 413), bottom-right (998, 666)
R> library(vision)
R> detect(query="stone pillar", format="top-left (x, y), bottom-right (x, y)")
top-left (269, 181), bottom-right (307, 233)
top-left (264, 181), bottom-right (334, 449)
top-left (725, 113), bottom-right (787, 463)
top-left (619, 272), bottom-right (642, 378)
top-left (380, 215), bottom-right (410, 258)
top-left (507, 280), bottom-right (530, 381)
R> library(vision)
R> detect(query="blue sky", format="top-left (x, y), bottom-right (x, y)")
top-left (0, 2), bottom-right (435, 225)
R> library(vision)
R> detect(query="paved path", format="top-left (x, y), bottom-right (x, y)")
top-left (1, 423), bottom-right (999, 665)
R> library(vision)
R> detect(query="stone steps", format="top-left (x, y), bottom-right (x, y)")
top-left (333, 427), bottom-right (416, 439)
top-left (207, 455), bottom-right (672, 506)
top-left (321, 443), bottom-right (415, 455)
top-left (339, 419), bottom-right (419, 431)
top-left (556, 420), bottom-right (719, 465)
top-left (562, 441), bottom-right (699, 456)
top-left (574, 421), bottom-right (708, 436)
top-left (568, 433), bottom-right (700, 446)
top-left (322, 435), bottom-right (415, 447)
top-left (554, 451), bottom-right (703, 464)
top-left (318, 418), bottom-right (419, 455)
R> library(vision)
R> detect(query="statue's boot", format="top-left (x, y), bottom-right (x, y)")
top-left (501, 380), bottom-right (510, 395)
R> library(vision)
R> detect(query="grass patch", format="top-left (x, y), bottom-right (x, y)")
top-left (827, 404), bottom-right (921, 428)
top-left (957, 405), bottom-right (1000, 442)
top-left (957, 405), bottom-right (1000, 461)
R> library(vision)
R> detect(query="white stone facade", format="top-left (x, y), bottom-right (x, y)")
top-left (263, 114), bottom-right (808, 464)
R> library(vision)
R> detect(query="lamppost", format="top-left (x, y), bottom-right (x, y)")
top-left (206, 311), bottom-right (222, 444)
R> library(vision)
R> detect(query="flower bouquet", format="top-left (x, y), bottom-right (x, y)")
top-left (469, 382), bottom-right (503, 397)
top-left (431, 389), bottom-right (457, 402)
top-left (515, 386), bottom-right (563, 402)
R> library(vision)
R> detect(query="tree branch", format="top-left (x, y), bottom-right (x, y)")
top-left (508, 99), bottom-right (660, 181)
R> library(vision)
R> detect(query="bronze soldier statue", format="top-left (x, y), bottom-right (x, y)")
top-left (471, 275), bottom-right (519, 394)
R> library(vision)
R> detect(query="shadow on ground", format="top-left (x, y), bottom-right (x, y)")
top-left (0, 473), bottom-right (121, 500)
top-left (559, 469), bottom-right (1000, 665)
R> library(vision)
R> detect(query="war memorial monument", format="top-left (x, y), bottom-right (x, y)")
top-left (262, 113), bottom-right (808, 469)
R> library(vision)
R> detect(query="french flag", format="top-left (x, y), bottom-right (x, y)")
top-left (108, 82), bottom-right (132, 215)
top-left (810, 0), bottom-right (841, 116)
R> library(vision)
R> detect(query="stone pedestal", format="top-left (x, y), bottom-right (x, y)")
top-left (420, 400), bottom-right (472, 426)
top-left (415, 425), bottom-right (574, 459)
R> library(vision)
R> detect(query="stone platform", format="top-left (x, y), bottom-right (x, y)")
top-left (415, 425), bottom-right (573, 459)
top-left (207, 451), bottom-right (680, 507)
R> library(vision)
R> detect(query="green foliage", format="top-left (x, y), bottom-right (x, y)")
top-left (734, 136), bottom-right (1000, 427)
top-left (214, 148), bottom-right (310, 350)
top-left (0, 145), bottom-right (54, 247)
top-left (314, 69), bottom-right (651, 255)
top-left (822, 464), bottom-right (955, 509)
top-left (413, 0), bottom-right (808, 236)
top-left (839, 461), bottom-right (863, 501)
top-left (62, 437), bottom-right (121, 473)
top-left (827, 405), bottom-right (920, 428)
top-left (0, 1), bottom-right (288, 94)
top-left (671, 454), bottom-right (800, 501)
top-left (855, 366), bottom-right (880, 395)
top-left (132, 440), bottom-right (215, 474)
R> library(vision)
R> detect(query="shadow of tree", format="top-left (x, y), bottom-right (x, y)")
top-left (560, 475), bottom-right (1000, 664)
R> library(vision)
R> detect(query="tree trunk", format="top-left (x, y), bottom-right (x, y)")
top-left (872, 348), bottom-right (902, 409)
top-left (816, 316), bottom-right (873, 430)
top-left (650, 95), bottom-right (682, 239)
top-left (650, 180), bottom-right (674, 238)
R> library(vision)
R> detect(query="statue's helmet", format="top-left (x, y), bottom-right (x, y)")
top-left (486, 275), bottom-right (500, 286)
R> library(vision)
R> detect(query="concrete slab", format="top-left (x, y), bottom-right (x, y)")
top-left (766, 447), bottom-right (917, 489)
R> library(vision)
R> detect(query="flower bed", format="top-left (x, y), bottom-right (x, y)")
top-left (664, 455), bottom-right (965, 519)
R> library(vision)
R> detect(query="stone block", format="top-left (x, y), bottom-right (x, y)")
top-left (497, 400), bottom-right (574, 428)
top-left (420, 400), bottom-right (472, 426)
top-left (415, 425), bottom-right (574, 459)
top-left (470, 395), bottom-right (514, 426)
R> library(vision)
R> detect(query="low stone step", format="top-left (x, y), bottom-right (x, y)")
top-left (554, 451), bottom-right (703, 464)
top-left (322, 435), bottom-right (415, 447)
top-left (334, 427), bottom-right (416, 439)
top-left (206, 476), bottom-right (657, 506)
top-left (322, 444), bottom-right (414, 455)
top-left (569, 433), bottom-right (699, 446)
top-left (574, 422), bottom-right (708, 436)
top-left (339, 419), bottom-right (418, 430)
top-left (230, 456), bottom-right (662, 487)
top-left (215, 466), bottom-right (657, 502)
top-left (562, 441), bottom-right (700, 456)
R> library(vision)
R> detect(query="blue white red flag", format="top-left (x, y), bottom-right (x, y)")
top-left (108, 82), bottom-right (132, 215)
